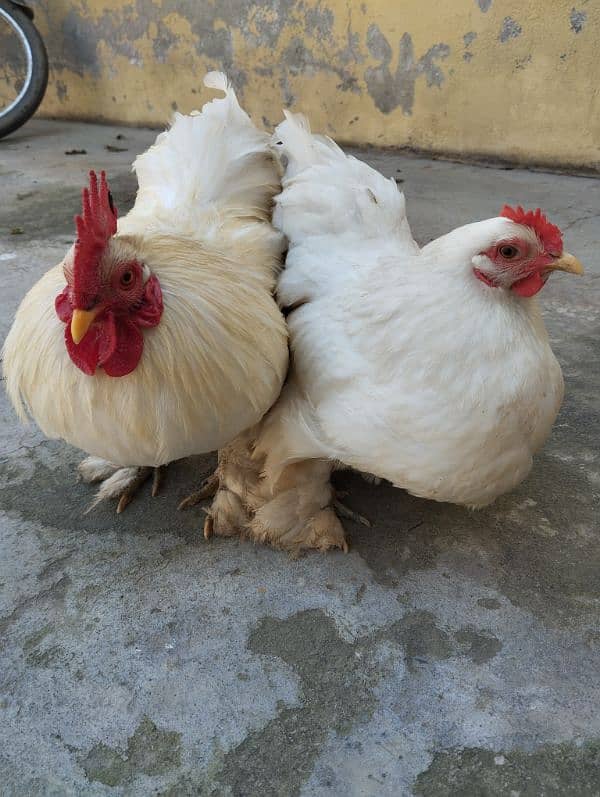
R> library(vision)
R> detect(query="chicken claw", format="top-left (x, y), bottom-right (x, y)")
top-left (79, 457), bottom-right (166, 514)
top-left (152, 464), bottom-right (167, 497)
top-left (116, 467), bottom-right (154, 513)
top-left (203, 512), bottom-right (214, 540)
top-left (333, 497), bottom-right (372, 527)
top-left (178, 471), bottom-right (219, 510)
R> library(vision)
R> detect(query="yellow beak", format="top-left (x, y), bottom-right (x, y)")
top-left (71, 308), bottom-right (100, 345)
top-left (546, 252), bottom-right (584, 276)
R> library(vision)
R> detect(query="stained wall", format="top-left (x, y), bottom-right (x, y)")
top-left (12, 1), bottom-right (600, 168)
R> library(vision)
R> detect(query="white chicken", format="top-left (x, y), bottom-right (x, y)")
top-left (2, 73), bottom-right (288, 512)
top-left (205, 111), bottom-right (584, 551)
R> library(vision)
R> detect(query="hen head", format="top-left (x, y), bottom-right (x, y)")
top-left (55, 171), bottom-right (163, 376)
top-left (472, 205), bottom-right (583, 298)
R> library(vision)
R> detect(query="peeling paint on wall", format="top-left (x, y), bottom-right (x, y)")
top-left (570, 7), bottom-right (588, 33)
top-left (3, 0), bottom-right (599, 169)
top-left (462, 31), bottom-right (477, 62)
top-left (365, 26), bottom-right (450, 114)
top-left (499, 16), bottom-right (523, 42)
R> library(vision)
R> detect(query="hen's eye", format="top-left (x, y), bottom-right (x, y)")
top-left (120, 270), bottom-right (134, 287)
top-left (499, 245), bottom-right (519, 259)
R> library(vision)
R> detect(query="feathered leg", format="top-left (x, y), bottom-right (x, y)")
top-left (248, 459), bottom-right (349, 553)
top-left (178, 428), bottom-right (259, 539)
top-left (78, 457), bottom-right (166, 514)
top-left (177, 472), bottom-right (219, 510)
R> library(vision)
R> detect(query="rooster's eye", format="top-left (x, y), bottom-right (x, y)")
top-left (499, 245), bottom-right (519, 259)
top-left (120, 270), bottom-right (134, 287)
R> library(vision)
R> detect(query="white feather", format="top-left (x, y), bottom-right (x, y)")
top-left (256, 117), bottom-right (564, 507)
top-left (3, 74), bottom-right (288, 470)
top-left (84, 467), bottom-right (141, 513)
top-left (271, 111), bottom-right (416, 256)
top-left (120, 72), bottom-right (281, 250)
top-left (78, 456), bottom-right (120, 483)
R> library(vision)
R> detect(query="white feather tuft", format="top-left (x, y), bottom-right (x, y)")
top-left (78, 456), bottom-right (119, 483)
top-left (84, 467), bottom-right (140, 513)
top-left (271, 110), bottom-right (416, 249)
top-left (203, 71), bottom-right (230, 93)
top-left (120, 72), bottom-right (282, 250)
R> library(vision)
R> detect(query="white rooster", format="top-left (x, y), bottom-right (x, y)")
top-left (204, 111), bottom-right (584, 551)
top-left (2, 73), bottom-right (288, 512)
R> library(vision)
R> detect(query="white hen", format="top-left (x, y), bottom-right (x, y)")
top-left (204, 111), bottom-right (583, 551)
top-left (3, 74), bottom-right (288, 512)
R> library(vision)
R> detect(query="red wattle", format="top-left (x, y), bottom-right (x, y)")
top-left (64, 312), bottom-right (145, 377)
top-left (65, 323), bottom-right (101, 375)
top-left (101, 318), bottom-right (144, 377)
top-left (510, 271), bottom-right (545, 298)
top-left (55, 274), bottom-right (163, 377)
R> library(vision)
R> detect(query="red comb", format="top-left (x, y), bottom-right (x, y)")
top-left (500, 205), bottom-right (563, 255)
top-left (72, 170), bottom-right (118, 306)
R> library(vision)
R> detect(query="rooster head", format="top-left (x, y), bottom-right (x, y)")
top-left (55, 171), bottom-right (163, 376)
top-left (472, 205), bottom-right (583, 298)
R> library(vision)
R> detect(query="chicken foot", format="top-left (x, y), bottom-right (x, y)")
top-left (197, 451), bottom-right (350, 552)
top-left (179, 432), bottom-right (371, 551)
top-left (178, 471), bottom-right (221, 540)
top-left (332, 494), bottom-right (371, 528)
top-left (179, 469), bottom-right (252, 541)
top-left (242, 460), bottom-right (350, 552)
top-left (178, 430), bottom-right (259, 541)
top-left (177, 472), bottom-right (219, 510)
top-left (78, 457), bottom-right (167, 514)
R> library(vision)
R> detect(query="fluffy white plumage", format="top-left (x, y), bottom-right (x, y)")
top-left (266, 113), bottom-right (564, 503)
top-left (3, 74), bottom-right (288, 477)
top-left (207, 112), bottom-right (578, 550)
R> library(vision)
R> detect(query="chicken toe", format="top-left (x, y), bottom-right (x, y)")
top-left (116, 467), bottom-right (154, 513)
top-left (203, 512), bottom-right (214, 540)
top-left (152, 464), bottom-right (167, 497)
top-left (333, 498), bottom-right (371, 528)
top-left (178, 471), bottom-right (219, 510)
top-left (81, 461), bottom-right (166, 514)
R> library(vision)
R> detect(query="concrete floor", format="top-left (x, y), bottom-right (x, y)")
top-left (1, 119), bottom-right (599, 797)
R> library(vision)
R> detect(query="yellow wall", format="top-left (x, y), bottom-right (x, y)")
top-left (25, 0), bottom-right (600, 169)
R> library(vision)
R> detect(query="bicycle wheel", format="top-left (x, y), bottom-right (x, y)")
top-left (0, 0), bottom-right (48, 139)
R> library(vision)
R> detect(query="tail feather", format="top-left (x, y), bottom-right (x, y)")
top-left (271, 111), bottom-right (416, 248)
top-left (271, 110), bottom-right (344, 179)
top-left (123, 73), bottom-right (280, 238)
top-left (202, 70), bottom-right (230, 93)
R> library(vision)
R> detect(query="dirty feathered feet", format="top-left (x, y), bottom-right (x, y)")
top-left (78, 456), bottom-right (166, 513)
top-left (179, 432), bottom-right (356, 553)
top-left (178, 430), bottom-right (257, 541)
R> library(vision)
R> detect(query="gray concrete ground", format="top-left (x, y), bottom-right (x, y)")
top-left (1, 119), bottom-right (599, 796)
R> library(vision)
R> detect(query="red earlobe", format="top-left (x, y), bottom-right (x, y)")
top-left (55, 287), bottom-right (73, 323)
top-left (132, 275), bottom-right (163, 328)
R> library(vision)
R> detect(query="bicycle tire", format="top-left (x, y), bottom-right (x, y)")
top-left (0, 0), bottom-right (48, 139)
